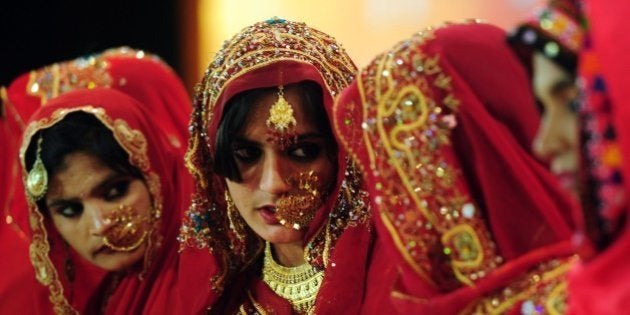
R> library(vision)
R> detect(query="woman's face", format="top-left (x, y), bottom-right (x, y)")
top-left (225, 86), bottom-right (336, 246)
top-left (44, 152), bottom-right (151, 271)
top-left (531, 52), bottom-right (579, 196)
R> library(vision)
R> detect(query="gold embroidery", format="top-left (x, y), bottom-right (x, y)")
top-left (20, 105), bottom-right (163, 311)
top-left (465, 257), bottom-right (573, 315)
top-left (180, 19), bottom-right (368, 300)
top-left (25, 47), bottom-right (161, 106)
top-left (334, 21), bottom-right (502, 290)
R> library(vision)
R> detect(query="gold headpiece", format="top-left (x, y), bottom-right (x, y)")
top-left (26, 135), bottom-right (49, 201)
top-left (276, 170), bottom-right (324, 230)
top-left (103, 204), bottom-right (150, 252)
top-left (266, 85), bottom-right (297, 149)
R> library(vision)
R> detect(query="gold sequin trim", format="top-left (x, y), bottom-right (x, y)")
top-left (20, 105), bottom-right (163, 311)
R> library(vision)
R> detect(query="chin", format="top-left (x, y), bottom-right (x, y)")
top-left (96, 249), bottom-right (145, 272)
top-left (261, 228), bottom-right (304, 245)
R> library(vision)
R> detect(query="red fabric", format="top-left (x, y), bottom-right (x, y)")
top-left (0, 82), bottom-right (35, 311)
top-left (585, 2), bottom-right (630, 196)
top-left (566, 1), bottom-right (630, 314)
top-left (0, 48), bottom-right (192, 314)
top-left (179, 61), bottom-right (374, 315)
top-left (177, 19), bottom-right (373, 314)
top-left (13, 74), bottom-right (192, 313)
top-left (335, 22), bottom-right (577, 314)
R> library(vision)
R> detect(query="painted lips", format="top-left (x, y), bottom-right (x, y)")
top-left (258, 206), bottom-right (280, 225)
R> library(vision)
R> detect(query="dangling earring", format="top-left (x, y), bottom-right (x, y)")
top-left (60, 239), bottom-right (76, 303)
top-left (62, 240), bottom-right (75, 284)
top-left (225, 190), bottom-right (246, 243)
top-left (26, 134), bottom-right (48, 201)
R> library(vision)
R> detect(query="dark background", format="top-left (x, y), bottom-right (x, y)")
top-left (0, 0), bottom-right (181, 86)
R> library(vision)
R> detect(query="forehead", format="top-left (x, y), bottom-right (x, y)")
top-left (46, 152), bottom-right (112, 197)
top-left (242, 87), bottom-right (320, 136)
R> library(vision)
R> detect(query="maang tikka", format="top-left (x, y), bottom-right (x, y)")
top-left (266, 85), bottom-right (297, 149)
top-left (26, 134), bottom-right (49, 201)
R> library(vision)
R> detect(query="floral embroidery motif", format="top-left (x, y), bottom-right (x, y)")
top-left (26, 47), bottom-right (161, 104)
top-left (335, 20), bottom-right (501, 289)
top-left (465, 257), bottom-right (574, 315)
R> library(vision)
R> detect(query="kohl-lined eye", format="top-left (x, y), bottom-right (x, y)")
top-left (56, 202), bottom-right (83, 218)
top-left (233, 145), bottom-right (262, 164)
top-left (105, 180), bottom-right (131, 201)
top-left (288, 142), bottom-right (323, 162)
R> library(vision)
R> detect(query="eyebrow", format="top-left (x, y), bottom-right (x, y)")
top-left (46, 172), bottom-right (124, 208)
top-left (234, 132), bottom-right (325, 144)
top-left (296, 132), bottom-right (325, 141)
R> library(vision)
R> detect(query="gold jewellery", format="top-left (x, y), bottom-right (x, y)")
top-left (276, 171), bottom-right (324, 230)
top-left (262, 241), bottom-right (323, 313)
top-left (103, 204), bottom-right (150, 252)
top-left (266, 85), bottom-right (297, 150)
top-left (26, 135), bottom-right (49, 201)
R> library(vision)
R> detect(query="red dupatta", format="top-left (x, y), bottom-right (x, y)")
top-left (178, 18), bottom-right (374, 314)
top-left (334, 21), bottom-right (578, 314)
top-left (2, 47), bottom-right (191, 243)
top-left (1, 47), bottom-right (192, 314)
top-left (15, 72), bottom-right (192, 313)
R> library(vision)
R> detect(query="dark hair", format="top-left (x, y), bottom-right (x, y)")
top-left (24, 112), bottom-right (143, 208)
top-left (214, 80), bottom-right (337, 182)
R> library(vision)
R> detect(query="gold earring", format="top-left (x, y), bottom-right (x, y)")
top-left (266, 85), bottom-right (297, 149)
top-left (226, 190), bottom-right (246, 242)
top-left (103, 204), bottom-right (149, 252)
top-left (276, 171), bottom-right (324, 230)
top-left (26, 135), bottom-right (49, 201)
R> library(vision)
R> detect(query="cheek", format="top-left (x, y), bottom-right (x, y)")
top-left (226, 181), bottom-right (253, 213)
top-left (314, 157), bottom-right (337, 190)
top-left (127, 182), bottom-right (153, 216)
top-left (50, 217), bottom-right (84, 247)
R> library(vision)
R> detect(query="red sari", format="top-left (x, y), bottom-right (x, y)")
top-left (8, 48), bottom-right (192, 314)
top-left (177, 18), bottom-right (374, 314)
top-left (334, 21), bottom-right (578, 314)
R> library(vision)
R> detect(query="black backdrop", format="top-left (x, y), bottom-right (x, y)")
top-left (0, 0), bottom-right (180, 86)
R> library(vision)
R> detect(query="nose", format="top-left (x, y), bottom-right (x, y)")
top-left (87, 203), bottom-right (114, 236)
top-left (259, 153), bottom-right (291, 195)
top-left (532, 114), bottom-right (569, 163)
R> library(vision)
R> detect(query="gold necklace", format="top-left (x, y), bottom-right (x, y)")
top-left (262, 241), bottom-right (324, 313)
